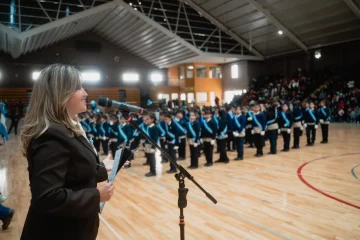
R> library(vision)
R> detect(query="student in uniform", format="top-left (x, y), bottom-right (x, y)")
top-left (265, 105), bottom-right (279, 154)
top-left (278, 102), bottom-right (293, 152)
top-left (164, 113), bottom-right (179, 173)
top-left (232, 106), bottom-right (246, 160)
top-left (215, 110), bottom-right (229, 163)
top-left (144, 114), bottom-right (159, 177)
top-left (213, 109), bottom-right (220, 153)
top-left (252, 103), bottom-right (266, 157)
top-left (304, 102), bottom-right (319, 146)
top-left (292, 102), bottom-right (303, 149)
top-left (108, 114), bottom-right (121, 158)
top-left (319, 100), bottom-right (330, 143)
top-left (90, 114), bottom-right (100, 152)
top-left (158, 112), bottom-right (168, 163)
top-left (226, 106), bottom-right (236, 151)
top-left (174, 111), bottom-right (187, 160)
top-left (186, 112), bottom-right (200, 169)
top-left (201, 110), bottom-right (217, 166)
top-left (245, 106), bottom-right (254, 148)
top-left (99, 114), bottom-right (110, 155)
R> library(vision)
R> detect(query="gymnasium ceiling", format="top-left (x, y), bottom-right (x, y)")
top-left (0, 0), bottom-right (360, 68)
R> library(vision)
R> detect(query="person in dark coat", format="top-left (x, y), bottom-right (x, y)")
top-left (164, 113), bottom-right (179, 173)
top-left (252, 103), bottom-right (266, 157)
top-left (144, 114), bottom-right (159, 177)
top-left (201, 110), bottom-right (217, 166)
top-left (319, 100), bottom-right (331, 143)
top-left (265, 105), bottom-right (279, 154)
top-left (186, 111), bottom-right (200, 168)
top-left (292, 102), bottom-right (303, 149)
top-left (278, 102), bottom-right (293, 152)
top-left (20, 64), bottom-right (113, 240)
top-left (232, 106), bottom-right (246, 160)
top-left (304, 102), bottom-right (319, 146)
top-left (215, 110), bottom-right (229, 163)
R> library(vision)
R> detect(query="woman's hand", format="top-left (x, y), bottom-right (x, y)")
top-left (97, 183), bottom-right (114, 202)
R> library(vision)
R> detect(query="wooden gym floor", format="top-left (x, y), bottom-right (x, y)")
top-left (0, 124), bottom-right (359, 240)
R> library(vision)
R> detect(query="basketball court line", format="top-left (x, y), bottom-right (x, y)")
top-left (351, 164), bottom-right (360, 180)
top-left (297, 153), bottom-right (360, 210)
top-left (124, 167), bottom-right (293, 240)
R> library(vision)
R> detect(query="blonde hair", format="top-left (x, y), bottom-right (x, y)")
top-left (21, 64), bottom-right (83, 156)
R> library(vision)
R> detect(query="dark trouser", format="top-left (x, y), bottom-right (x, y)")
top-left (234, 137), bottom-right (244, 158)
top-left (160, 138), bottom-right (167, 161)
top-left (321, 124), bottom-right (329, 141)
top-left (94, 138), bottom-right (100, 152)
top-left (306, 125), bottom-right (316, 144)
top-left (109, 142), bottom-right (118, 158)
top-left (101, 139), bottom-right (109, 155)
top-left (218, 138), bottom-right (229, 161)
top-left (293, 127), bottom-right (301, 147)
top-left (189, 144), bottom-right (199, 167)
top-left (267, 129), bottom-right (278, 154)
top-left (226, 131), bottom-right (235, 150)
top-left (146, 153), bottom-right (156, 173)
top-left (178, 137), bottom-right (186, 158)
top-left (167, 144), bottom-right (177, 170)
top-left (203, 141), bottom-right (214, 163)
top-left (216, 139), bottom-right (220, 152)
top-left (8, 118), bottom-right (19, 135)
top-left (253, 133), bottom-right (264, 155)
top-left (245, 128), bottom-right (253, 146)
top-left (281, 131), bottom-right (290, 150)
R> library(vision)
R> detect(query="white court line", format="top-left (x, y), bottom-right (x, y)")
top-left (99, 214), bottom-right (124, 240)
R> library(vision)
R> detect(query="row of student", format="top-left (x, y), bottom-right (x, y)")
top-left (77, 100), bottom-right (331, 177)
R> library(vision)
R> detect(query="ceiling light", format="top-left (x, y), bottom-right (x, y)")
top-left (129, 2), bottom-right (132, 6)
top-left (32, 71), bottom-right (40, 81)
top-left (164, 18), bottom-right (167, 21)
top-left (314, 50), bottom-right (321, 59)
top-left (123, 73), bottom-right (139, 82)
top-left (278, 30), bottom-right (283, 35)
top-left (139, 1), bottom-right (142, 4)
top-left (151, 73), bottom-right (163, 83)
top-left (81, 72), bottom-right (101, 82)
top-left (134, 7), bottom-right (137, 10)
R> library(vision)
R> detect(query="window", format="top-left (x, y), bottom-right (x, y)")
top-left (150, 73), bottom-right (163, 83)
top-left (187, 93), bottom-right (194, 103)
top-left (179, 66), bottom-right (185, 80)
top-left (123, 73), bottom-right (139, 82)
top-left (209, 67), bottom-right (222, 78)
top-left (82, 72), bottom-right (101, 82)
top-left (180, 93), bottom-right (186, 101)
top-left (231, 64), bottom-right (238, 79)
top-left (171, 93), bottom-right (178, 100)
top-left (158, 93), bottom-right (169, 103)
top-left (196, 92), bottom-right (208, 103)
top-left (186, 65), bottom-right (194, 78)
top-left (196, 65), bottom-right (207, 78)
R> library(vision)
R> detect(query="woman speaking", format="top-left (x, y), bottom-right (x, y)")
top-left (20, 64), bottom-right (114, 240)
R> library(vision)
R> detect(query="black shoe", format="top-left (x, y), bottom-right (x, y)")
top-left (187, 166), bottom-right (198, 169)
top-left (178, 157), bottom-right (185, 161)
top-left (234, 157), bottom-right (243, 160)
top-left (204, 162), bottom-right (213, 167)
top-left (166, 169), bottom-right (177, 173)
top-left (306, 143), bottom-right (311, 146)
top-left (224, 160), bottom-right (230, 164)
top-left (143, 162), bottom-right (149, 165)
top-left (215, 159), bottom-right (224, 163)
top-left (255, 153), bottom-right (263, 157)
top-left (145, 172), bottom-right (156, 177)
top-left (321, 141), bottom-right (328, 144)
top-left (2, 208), bottom-right (14, 230)
top-left (310, 143), bottom-right (314, 146)
top-left (248, 145), bottom-right (254, 148)
top-left (291, 146), bottom-right (300, 149)
top-left (161, 160), bottom-right (168, 163)
top-left (268, 152), bottom-right (276, 154)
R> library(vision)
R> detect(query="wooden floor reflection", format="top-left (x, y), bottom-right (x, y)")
top-left (1, 124), bottom-right (360, 240)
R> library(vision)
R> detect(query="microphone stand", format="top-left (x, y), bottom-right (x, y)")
top-left (122, 111), bottom-right (217, 240)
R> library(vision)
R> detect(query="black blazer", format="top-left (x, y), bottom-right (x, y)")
top-left (21, 123), bottom-right (108, 240)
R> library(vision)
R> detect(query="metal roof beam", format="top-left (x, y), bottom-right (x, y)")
top-left (343, 0), bottom-right (360, 19)
top-left (18, 1), bottom-right (118, 40)
top-left (245, 0), bottom-right (308, 52)
top-left (180, 0), bottom-right (264, 58)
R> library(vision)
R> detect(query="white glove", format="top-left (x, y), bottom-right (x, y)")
top-left (247, 117), bottom-right (252, 121)
top-left (320, 119), bottom-right (324, 124)
top-left (210, 140), bottom-right (215, 145)
top-left (200, 139), bottom-right (203, 144)
top-left (193, 143), bottom-right (198, 147)
top-left (304, 123), bottom-right (307, 128)
top-left (260, 131), bottom-right (265, 136)
top-left (278, 129), bottom-right (281, 134)
top-left (233, 131), bottom-right (239, 137)
top-left (287, 129), bottom-right (291, 134)
top-left (174, 146), bottom-right (179, 150)
top-left (251, 130), bottom-right (254, 135)
top-left (315, 125), bottom-right (318, 129)
top-left (300, 126), bottom-right (304, 131)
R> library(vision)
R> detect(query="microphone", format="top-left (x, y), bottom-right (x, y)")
top-left (97, 97), bottom-right (148, 115)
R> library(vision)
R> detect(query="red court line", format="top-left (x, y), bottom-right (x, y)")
top-left (297, 153), bottom-right (360, 210)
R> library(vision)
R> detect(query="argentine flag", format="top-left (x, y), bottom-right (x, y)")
top-left (0, 102), bottom-right (8, 141)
